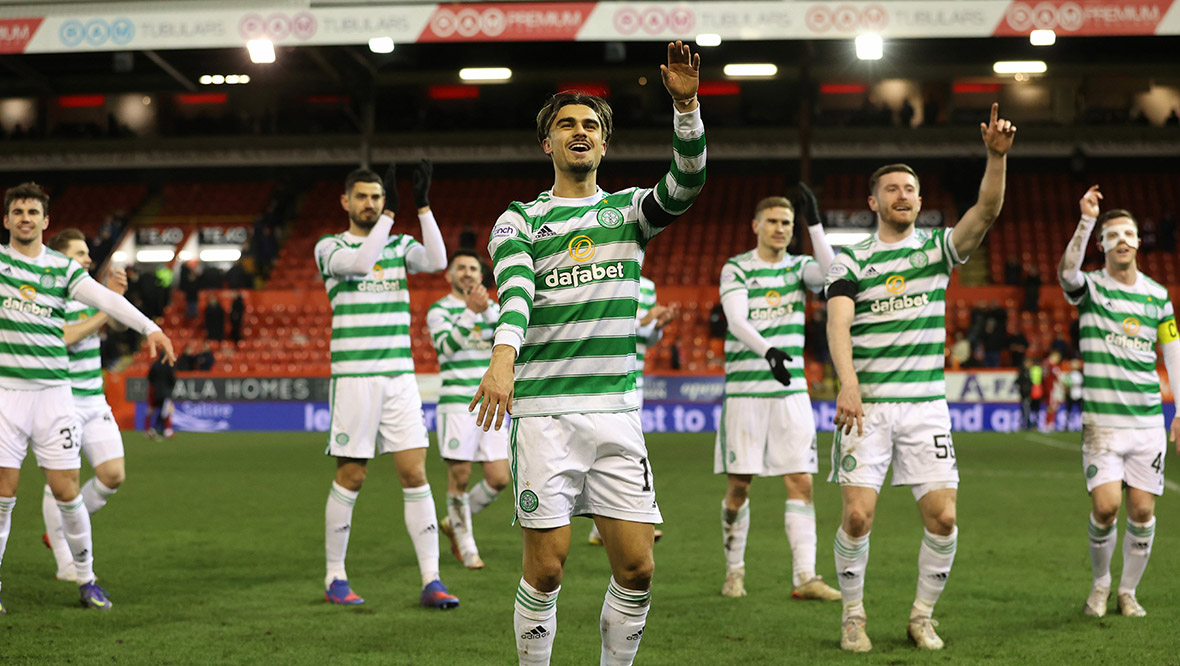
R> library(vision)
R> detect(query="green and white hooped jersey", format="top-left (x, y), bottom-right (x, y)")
top-left (824, 227), bottom-right (963, 402)
top-left (635, 276), bottom-right (658, 391)
top-left (489, 108), bottom-right (705, 417)
top-left (0, 245), bottom-right (88, 390)
top-left (427, 293), bottom-right (499, 413)
top-left (721, 251), bottom-right (815, 398)
top-left (1065, 268), bottom-right (1175, 429)
top-left (315, 232), bottom-right (424, 377)
top-left (65, 300), bottom-right (104, 398)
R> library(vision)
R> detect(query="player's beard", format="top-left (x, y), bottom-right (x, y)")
top-left (350, 209), bottom-right (379, 229)
top-left (878, 207), bottom-right (916, 231)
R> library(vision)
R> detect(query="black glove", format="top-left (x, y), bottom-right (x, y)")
top-left (795, 181), bottom-right (822, 227)
top-left (765, 347), bottom-right (793, 387)
top-left (382, 163), bottom-right (400, 213)
top-left (412, 158), bottom-right (433, 209)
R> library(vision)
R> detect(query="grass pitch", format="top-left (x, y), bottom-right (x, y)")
top-left (2, 430), bottom-right (1179, 665)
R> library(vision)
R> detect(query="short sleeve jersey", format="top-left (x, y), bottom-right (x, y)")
top-left (1065, 268), bottom-right (1175, 429)
top-left (65, 300), bottom-right (105, 398)
top-left (427, 293), bottom-right (499, 414)
top-left (314, 232), bottom-right (424, 377)
top-left (720, 250), bottom-right (814, 398)
top-left (0, 245), bottom-right (88, 390)
top-left (824, 227), bottom-right (962, 402)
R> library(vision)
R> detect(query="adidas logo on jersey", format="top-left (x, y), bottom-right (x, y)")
top-left (521, 625), bottom-right (550, 640)
top-left (535, 225), bottom-right (557, 240)
top-left (863, 266), bottom-right (880, 277)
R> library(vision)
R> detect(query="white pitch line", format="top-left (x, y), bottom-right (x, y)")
top-left (1023, 432), bottom-right (1081, 452)
top-left (1024, 433), bottom-right (1180, 492)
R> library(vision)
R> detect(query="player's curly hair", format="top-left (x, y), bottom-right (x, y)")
top-left (4, 182), bottom-right (49, 215)
top-left (868, 164), bottom-right (920, 196)
top-left (535, 91), bottom-right (614, 146)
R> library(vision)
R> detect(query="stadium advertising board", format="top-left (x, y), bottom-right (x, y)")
top-left (3, 1), bottom-right (1178, 54)
top-left (132, 371), bottom-right (1173, 433)
top-left (136, 399), bottom-right (1177, 434)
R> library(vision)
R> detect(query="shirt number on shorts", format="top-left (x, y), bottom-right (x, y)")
top-left (60, 427), bottom-right (76, 450)
top-left (1151, 453), bottom-right (1163, 474)
top-left (640, 457), bottom-right (651, 492)
top-left (933, 434), bottom-right (956, 460)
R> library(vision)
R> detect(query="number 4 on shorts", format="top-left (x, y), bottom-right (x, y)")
top-left (1151, 452), bottom-right (1163, 473)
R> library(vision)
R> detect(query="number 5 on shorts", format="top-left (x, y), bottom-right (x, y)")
top-left (934, 434), bottom-right (955, 460)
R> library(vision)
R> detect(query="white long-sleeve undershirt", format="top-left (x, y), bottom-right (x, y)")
top-left (405, 210), bottom-right (447, 273)
top-left (1059, 214), bottom-right (1096, 293)
top-left (71, 276), bottom-right (160, 336)
top-left (721, 289), bottom-right (771, 358)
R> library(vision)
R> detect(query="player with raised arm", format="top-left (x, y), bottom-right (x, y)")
top-left (824, 105), bottom-right (1016, 651)
top-left (0, 183), bottom-right (175, 614)
top-left (470, 41), bottom-right (705, 666)
top-left (716, 185), bottom-right (840, 602)
top-left (428, 250), bottom-right (508, 570)
top-left (40, 229), bottom-right (130, 583)
top-left (314, 162), bottom-right (458, 609)
top-left (587, 274), bottom-right (675, 546)
top-left (1058, 185), bottom-right (1180, 618)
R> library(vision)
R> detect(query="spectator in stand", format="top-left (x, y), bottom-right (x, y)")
top-left (1167, 109), bottom-right (1180, 127)
top-left (205, 294), bottom-right (225, 341)
top-left (199, 264), bottom-right (224, 290)
top-left (196, 341), bottom-right (215, 371)
top-left (709, 302), bottom-right (727, 339)
top-left (804, 308), bottom-right (830, 366)
top-left (175, 342), bottom-right (198, 371)
top-left (1023, 266), bottom-right (1042, 313)
top-left (1160, 211), bottom-right (1176, 253)
top-left (1139, 217), bottom-right (1157, 253)
top-left (981, 317), bottom-right (1007, 368)
top-left (146, 355), bottom-right (177, 440)
top-left (1050, 335), bottom-right (1069, 359)
top-left (1008, 328), bottom-right (1029, 368)
top-left (1004, 258), bottom-right (1023, 286)
top-left (967, 303), bottom-right (988, 347)
top-left (230, 292), bottom-right (245, 342)
top-left (225, 260), bottom-right (252, 290)
top-left (950, 331), bottom-right (971, 370)
top-left (180, 261), bottom-right (202, 319)
top-left (253, 226), bottom-right (278, 278)
top-left (458, 225), bottom-right (477, 250)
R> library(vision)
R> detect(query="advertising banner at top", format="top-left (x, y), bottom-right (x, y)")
top-left (1, 1), bottom-right (1176, 54)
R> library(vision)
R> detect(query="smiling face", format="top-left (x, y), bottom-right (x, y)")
top-left (446, 254), bottom-right (483, 295)
top-left (4, 197), bottom-right (48, 246)
top-left (869, 171), bottom-right (922, 229)
top-left (753, 206), bottom-right (795, 254)
top-left (340, 181), bottom-right (384, 230)
top-left (542, 103), bottom-right (607, 176)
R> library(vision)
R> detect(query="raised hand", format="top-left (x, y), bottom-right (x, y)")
top-left (980, 103), bottom-right (1017, 157)
top-left (104, 267), bottom-right (128, 296)
top-left (795, 181), bottom-right (823, 227)
top-left (660, 40), bottom-right (700, 105)
top-left (412, 158), bottom-right (433, 209)
top-left (382, 163), bottom-right (400, 215)
top-left (1080, 184), bottom-right (1102, 219)
top-left (657, 303), bottom-right (679, 326)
